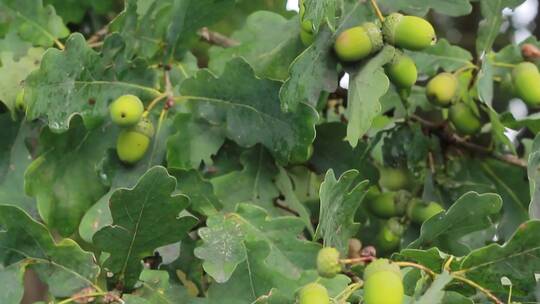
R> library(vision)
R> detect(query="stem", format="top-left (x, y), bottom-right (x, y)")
top-left (56, 292), bottom-right (111, 304)
top-left (453, 64), bottom-right (478, 76)
top-left (492, 62), bottom-right (517, 69)
top-left (394, 261), bottom-right (436, 277)
top-left (198, 27), bottom-right (240, 48)
top-left (143, 94), bottom-right (168, 117)
top-left (369, 0), bottom-right (385, 22)
top-left (453, 275), bottom-right (504, 304)
top-left (340, 257), bottom-right (374, 265)
top-left (88, 41), bottom-right (104, 48)
top-left (443, 256), bottom-right (454, 272)
top-left (334, 282), bottom-right (363, 303)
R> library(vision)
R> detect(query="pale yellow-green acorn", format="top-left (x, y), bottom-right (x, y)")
top-left (334, 22), bottom-right (383, 62)
top-left (298, 283), bottom-right (330, 304)
top-left (316, 247), bottom-right (341, 278)
top-left (116, 118), bottom-right (154, 164)
top-left (383, 13), bottom-right (436, 51)
top-left (385, 53), bottom-right (418, 88)
top-left (363, 259), bottom-right (404, 304)
top-left (110, 94), bottom-right (144, 127)
top-left (513, 62), bottom-right (540, 107)
top-left (426, 72), bottom-right (459, 107)
top-left (449, 102), bottom-right (482, 136)
top-left (407, 199), bottom-right (444, 224)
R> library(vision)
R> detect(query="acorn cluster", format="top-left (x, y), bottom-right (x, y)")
top-left (365, 167), bottom-right (444, 253)
top-left (298, 247), bottom-right (405, 304)
top-left (109, 95), bottom-right (154, 164)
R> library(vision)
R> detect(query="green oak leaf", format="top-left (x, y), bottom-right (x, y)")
top-left (195, 203), bottom-right (319, 283)
top-left (415, 272), bottom-right (453, 304)
top-left (408, 39), bottom-right (473, 77)
top-left (0, 30), bottom-right (32, 59)
top-left (346, 45), bottom-right (394, 147)
top-left (529, 134), bottom-right (540, 219)
top-left (167, 113), bottom-right (225, 170)
top-left (310, 122), bottom-right (379, 181)
top-left (476, 0), bottom-right (526, 55)
top-left (458, 220), bottom-right (540, 299)
top-left (0, 49), bottom-right (43, 113)
top-left (408, 192), bottom-right (502, 255)
top-left (0, 0), bottom-right (69, 47)
top-left (171, 169), bottom-right (222, 217)
top-left (0, 116), bottom-right (36, 216)
top-left (210, 147), bottom-right (279, 213)
top-left (181, 58), bottom-right (317, 163)
top-left (0, 205), bottom-right (100, 298)
top-left (43, 0), bottom-right (118, 23)
top-left (315, 170), bottom-right (369, 254)
top-left (79, 116), bottom-right (172, 243)
top-left (209, 11), bottom-right (303, 81)
top-left (379, 0), bottom-right (473, 17)
top-left (111, 0), bottom-right (235, 60)
top-left (302, 0), bottom-right (336, 33)
top-left (134, 270), bottom-right (193, 304)
top-left (0, 262), bottom-right (25, 304)
top-left (93, 166), bottom-right (197, 289)
top-left (25, 117), bottom-right (113, 236)
top-left (24, 33), bottom-right (160, 132)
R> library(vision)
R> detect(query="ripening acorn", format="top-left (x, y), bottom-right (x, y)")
top-left (298, 283), bottom-right (330, 304)
top-left (426, 72), bottom-right (459, 107)
top-left (385, 53), bottom-right (418, 88)
top-left (379, 167), bottom-right (412, 191)
top-left (368, 191), bottom-right (409, 219)
top-left (407, 199), bottom-right (444, 224)
top-left (512, 62), bottom-right (540, 107)
top-left (334, 22), bottom-right (383, 62)
top-left (375, 218), bottom-right (404, 253)
top-left (110, 95), bottom-right (144, 127)
top-left (363, 259), bottom-right (404, 304)
top-left (383, 13), bottom-right (436, 51)
top-left (116, 118), bottom-right (154, 164)
top-left (449, 102), bottom-right (482, 136)
top-left (316, 247), bottom-right (341, 278)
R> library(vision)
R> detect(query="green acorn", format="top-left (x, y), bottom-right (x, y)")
top-left (385, 53), bottom-right (418, 88)
top-left (513, 62), bottom-right (540, 107)
top-left (368, 191), bottom-right (410, 219)
top-left (110, 94), bottom-right (144, 127)
top-left (334, 22), bottom-right (383, 62)
top-left (375, 218), bottom-right (404, 253)
top-left (316, 247), bottom-right (341, 278)
top-left (298, 283), bottom-right (330, 304)
top-left (379, 167), bottom-right (412, 191)
top-left (449, 102), bottom-right (482, 136)
top-left (363, 259), bottom-right (404, 304)
top-left (383, 13), bottom-right (436, 51)
top-left (426, 72), bottom-right (459, 107)
top-left (300, 28), bottom-right (315, 46)
top-left (299, 0), bottom-right (313, 33)
top-left (407, 199), bottom-right (444, 224)
top-left (116, 117), bottom-right (154, 164)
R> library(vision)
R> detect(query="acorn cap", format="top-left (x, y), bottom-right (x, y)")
top-left (382, 13), bottom-right (403, 45)
top-left (363, 22), bottom-right (384, 52)
top-left (132, 117), bottom-right (155, 138)
top-left (364, 258), bottom-right (402, 280)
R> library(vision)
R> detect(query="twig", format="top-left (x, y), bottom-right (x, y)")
top-left (492, 62), bottom-right (517, 69)
top-left (87, 26), bottom-right (109, 44)
top-left (273, 199), bottom-right (300, 216)
top-left (394, 261), bottom-right (436, 277)
top-left (453, 275), bottom-right (504, 304)
top-left (340, 256), bottom-right (375, 264)
top-left (88, 41), bottom-right (104, 48)
top-left (198, 27), bottom-right (240, 48)
top-left (369, 0), bottom-right (385, 22)
top-left (143, 94), bottom-right (168, 117)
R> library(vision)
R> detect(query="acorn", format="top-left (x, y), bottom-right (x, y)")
top-left (426, 72), bottom-right (459, 107)
top-left (385, 52), bottom-right (418, 88)
top-left (407, 199), bottom-right (444, 224)
top-left (375, 218), bottom-right (404, 253)
top-left (116, 117), bottom-right (154, 164)
top-left (449, 102), bottom-right (483, 136)
top-left (382, 13), bottom-right (436, 51)
top-left (299, 0), bottom-right (313, 33)
top-left (512, 62), bottom-right (540, 107)
top-left (363, 259), bottom-right (403, 304)
top-left (334, 22), bottom-right (383, 62)
top-left (300, 28), bottom-right (315, 46)
top-left (110, 94), bottom-right (144, 127)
